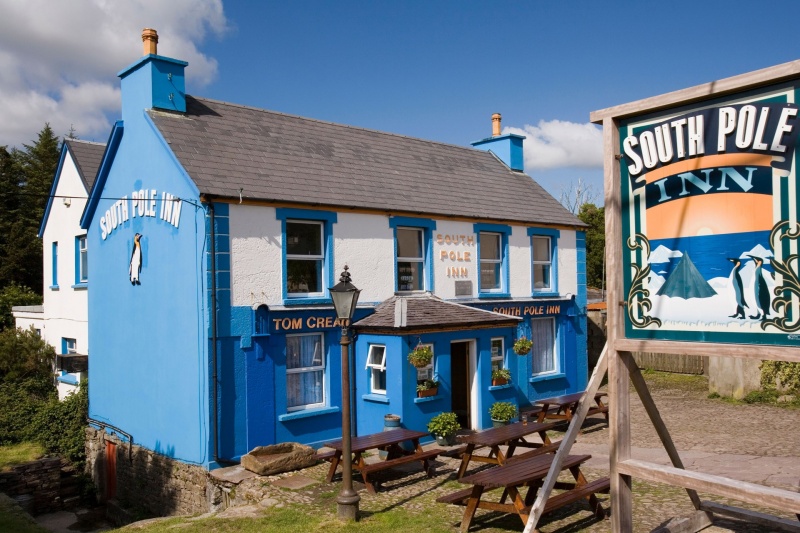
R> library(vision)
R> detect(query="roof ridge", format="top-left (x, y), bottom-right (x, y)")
top-left (188, 95), bottom-right (499, 158)
top-left (66, 139), bottom-right (106, 146)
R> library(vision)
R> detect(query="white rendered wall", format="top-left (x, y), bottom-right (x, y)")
top-left (432, 220), bottom-right (478, 300)
top-left (41, 152), bottom-right (89, 356)
top-left (229, 205), bottom-right (283, 307)
top-left (12, 310), bottom-right (44, 334)
top-left (332, 213), bottom-right (395, 304)
top-left (557, 231), bottom-right (578, 297)
top-left (508, 227), bottom-right (532, 297)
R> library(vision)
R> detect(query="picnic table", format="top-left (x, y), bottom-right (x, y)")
top-left (438, 452), bottom-right (610, 532)
top-left (522, 391), bottom-right (609, 424)
top-left (456, 420), bottom-right (561, 479)
top-left (322, 428), bottom-right (443, 494)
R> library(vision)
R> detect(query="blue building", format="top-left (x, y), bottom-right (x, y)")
top-left (81, 30), bottom-right (588, 512)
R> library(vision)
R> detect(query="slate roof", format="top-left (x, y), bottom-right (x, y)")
top-left (65, 140), bottom-right (105, 190)
top-left (353, 294), bottom-right (521, 333)
top-left (148, 96), bottom-right (583, 227)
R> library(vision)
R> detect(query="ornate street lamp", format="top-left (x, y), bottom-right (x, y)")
top-left (329, 265), bottom-right (361, 520)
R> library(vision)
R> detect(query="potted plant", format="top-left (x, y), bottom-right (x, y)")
top-left (427, 412), bottom-right (461, 446)
top-left (489, 401), bottom-right (518, 427)
top-left (491, 368), bottom-right (511, 386)
top-left (513, 336), bottom-right (533, 355)
top-left (416, 379), bottom-right (439, 398)
top-left (408, 344), bottom-right (433, 368)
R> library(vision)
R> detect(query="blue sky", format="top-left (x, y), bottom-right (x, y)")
top-left (1, 0), bottom-right (798, 201)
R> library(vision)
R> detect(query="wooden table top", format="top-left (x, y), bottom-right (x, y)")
top-left (323, 428), bottom-right (428, 453)
top-left (460, 453), bottom-right (590, 489)
top-left (458, 420), bottom-right (558, 447)
top-left (534, 391), bottom-right (606, 406)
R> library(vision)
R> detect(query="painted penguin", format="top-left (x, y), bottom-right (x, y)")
top-left (747, 255), bottom-right (773, 320)
top-left (129, 233), bottom-right (142, 285)
top-left (727, 257), bottom-right (746, 319)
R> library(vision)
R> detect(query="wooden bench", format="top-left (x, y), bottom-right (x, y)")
top-left (523, 391), bottom-right (609, 424)
top-left (536, 477), bottom-right (611, 519)
top-left (437, 487), bottom-right (482, 505)
top-left (314, 449), bottom-right (336, 462)
top-left (360, 447), bottom-right (443, 476)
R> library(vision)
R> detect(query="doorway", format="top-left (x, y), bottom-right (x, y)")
top-left (450, 341), bottom-right (474, 429)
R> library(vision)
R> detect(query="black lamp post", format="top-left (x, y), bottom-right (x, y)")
top-left (329, 265), bottom-right (361, 521)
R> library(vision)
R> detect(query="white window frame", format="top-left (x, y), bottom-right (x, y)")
top-left (532, 235), bottom-right (553, 291)
top-left (365, 344), bottom-right (387, 394)
top-left (64, 338), bottom-right (77, 354)
top-left (286, 333), bottom-right (325, 411)
top-left (396, 227), bottom-right (425, 292)
top-left (490, 337), bottom-right (505, 372)
top-left (78, 235), bottom-right (88, 283)
top-left (286, 220), bottom-right (325, 297)
top-left (531, 317), bottom-right (558, 376)
top-left (479, 232), bottom-right (503, 293)
top-left (415, 343), bottom-right (435, 382)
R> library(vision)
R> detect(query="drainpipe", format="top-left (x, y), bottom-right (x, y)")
top-left (208, 200), bottom-right (220, 465)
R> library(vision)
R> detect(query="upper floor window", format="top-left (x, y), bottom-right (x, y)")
top-left (366, 344), bottom-right (387, 394)
top-left (63, 338), bottom-right (77, 355)
top-left (286, 333), bottom-right (325, 411)
top-left (77, 235), bottom-right (88, 283)
top-left (531, 318), bottom-right (557, 375)
top-left (51, 242), bottom-right (59, 288)
top-left (528, 228), bottom-right (560, 295)
top-left (277, 208), bottom-right (337, 303)
top-left (490, 337), bottom-right (505, 372)
top-left (286, 221), bottom-right (324, 295)
top-left (475, 224), bottom-right (510, 297)
top-left (396, 228), bottom-right (424, 291)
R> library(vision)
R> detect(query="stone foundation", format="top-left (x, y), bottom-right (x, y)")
top-left (0, 457), bottom-right (62, 515)
top-left (85, 427), bottom-right (211, 519)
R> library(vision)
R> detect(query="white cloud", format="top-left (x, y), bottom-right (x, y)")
top-left (0, 0), bottom-right (228, 147)
top-left (504, 120), bottom-right (603, 170)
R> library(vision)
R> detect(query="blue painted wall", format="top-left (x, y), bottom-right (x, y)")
top-left (84, 56), bottom-right (210, 466)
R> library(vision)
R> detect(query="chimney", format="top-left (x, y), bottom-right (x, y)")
top-left (492, 113), bottom-right (502, 136)
top-left (117, 29), bottom-right (188, 117)
top-left (471, 113), bottom-right (525, 171)
top-left (142, 28), bottom-right (158, 55)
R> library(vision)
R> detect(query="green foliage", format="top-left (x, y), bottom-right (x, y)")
top-left (488, 401), bottom-right (517, 422)
top-left (513, 337), bottom-right (532, 355)
top-left (742, 389), bottom-right (780, 404)
top-left (0, 326), bottom-right (54, 382)
top-left (426, 412), bottom-right (460, 438)
top-left (578, 203), bottom-right (605, 289)
top-left (0, 376), bottom-right (54, 444)
top-left (0, 284), bottom-right (42, 331)
top-left (760, 361), bottom-right (800, 393)
top-left (31, 381), bottom-right (88, 468)
top-left (416, 379), bottom-right (438, 392)
top-left (407, 345), bottom-right (433, 368)
top-left (491, 368), bottom-right (511, 381)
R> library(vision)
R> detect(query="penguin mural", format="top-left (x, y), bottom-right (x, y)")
top-left (727, 257), bottom-right (746, 319)
top-left (129, 233), bottom-right (142, 285)
top-left (746, 255), bottom-right (773, 320)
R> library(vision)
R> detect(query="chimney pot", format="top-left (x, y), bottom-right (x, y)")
top-left (492, 113), bottom-right (502, 136)
top-left (142, 28), bottom-right (158, 56)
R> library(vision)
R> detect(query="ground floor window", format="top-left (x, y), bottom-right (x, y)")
top-left (490, 337), bottom-right (505, 371)
top-left (366, 344), bottom-right (387, 394)
top-left (286, 333), bottom-right (324, 410)
top-left (531, 318), bottom-right (556, 375)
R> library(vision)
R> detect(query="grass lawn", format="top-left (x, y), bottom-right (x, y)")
top-left (0, 442), bottom-right (45, 472)
top-left (0, 494), bottom-right (47, 533)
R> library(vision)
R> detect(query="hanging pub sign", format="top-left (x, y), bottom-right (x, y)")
top-left (620, 83), bottom-right (800, 345)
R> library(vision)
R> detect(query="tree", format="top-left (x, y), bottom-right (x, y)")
top-left (559, 177), bottom-right (599, 215)
top-left (0, 283), bottom-right (42, 331)
top-left (578, 203), bottom-right (605, 290)
top-left (0, 326), bottom-right (54, 383)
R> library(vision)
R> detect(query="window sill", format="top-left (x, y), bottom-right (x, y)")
top-left (531, 292), bottom-right (560, 298)
top-left (282, 297), bottom-right (332, 306)
top-left (529, 372), bottom-right (566, 384)
top-left (71, 283), bottom-right (88, 290)
top-left (478, 292), bottom-right (510, 299)
top-left (49, 285), bottom-right (59, 291)
top-left (362, 393), bottom-right (389, 404)
top-left (488, 383), bottom-right (513, 391)
top-left (278, 406), bottom-right (339, 422)
top-left (57, 373), bottom-right (80, 385)
top-left (413, 395), bottom-right (440, 404)
top-left (252, 333), bottom-right (270, 338)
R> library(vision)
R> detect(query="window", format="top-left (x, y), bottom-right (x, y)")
top-left (396, 228), bottom-right (424, 291)
top-left (63, 338), bottom-right (77, 355)
top-left (77, 235), bottom-right (88, 283)
top-left (365, 344), bottom-right (387, 394)
top-left (531, 318), bottom-right (557, 375)
top-left (286, 221), bottom-right (324, 296)
top-left (490, 338), bottom-right (505, 372)
top-left (480, 232), bottom-right (502, 292)
top-left (51, 242), bottom-right (58, 288)
top-left (286, 333), bottom-right (325, 410)
top-left (415, 344), bottom-right (434, 382)
top-left (528, 228), bottom-right (559, 294)
top-left (254, 305), bottom-right (269, 335)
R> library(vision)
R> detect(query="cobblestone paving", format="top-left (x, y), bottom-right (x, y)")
top-left (232, 373), bottom-right (800, 532)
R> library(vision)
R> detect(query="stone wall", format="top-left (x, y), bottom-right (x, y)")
top-left (85, 427), bottom-right (211, 519)
top-left (0, 457), bottom-right (62, 515)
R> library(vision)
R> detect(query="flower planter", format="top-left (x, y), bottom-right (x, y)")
top-left (491, 378), bottom-right (508, 386)
top-left (417, 387), bottom-right (438, 398)
top-left (435, 434), bottom-right (457, 446)
top-left (491, 419), bottom-right (509, 428)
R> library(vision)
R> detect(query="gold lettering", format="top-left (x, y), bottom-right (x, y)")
top-left (306, 317), bottom-right (316, 328)
top-left (436, 234), bottom-right (443, 245)
top-left (445, 235), bottom-right (452, 245)
top-left (467, 235), bottom-right (475, 245)
top-left (291, 318), bottom-right (302, 330)
top-left (281, 318), bottom-right (293, 330)
top-left (464, 251), bottom-right (471, 262)
top-left (325, 317), bottom-right (333, 328)
top-left (460, 267), bottom-right (468, 276)
top-left (440, 250), bottom-right (448, 260)
top-left (273, 318), bottom-right (283, 331)
top-left (314, 317), bottom-right (324, 328)
top-left (449, 251), bottom-right (456, 260)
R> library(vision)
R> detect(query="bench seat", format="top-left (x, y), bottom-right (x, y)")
top-left (360, 448), bottom-right (443, 476)
top-left (531, 477), bottom-right (610, 519)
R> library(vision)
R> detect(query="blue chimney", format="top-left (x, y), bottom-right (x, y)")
top-left (471, 113), bottom-right (525, 171)
top-left (118, 29), bottom-right (187, 121)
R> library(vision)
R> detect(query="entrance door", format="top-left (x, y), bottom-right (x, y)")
top-left (450, 341), bottom-right (473, 429)
top-left (105, 440), bottom-right (117, 501)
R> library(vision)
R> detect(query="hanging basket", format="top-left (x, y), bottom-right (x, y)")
top-left (408, 345), bottom-right (433, 368)
top-left (513, 337), bottom-right (533, 356)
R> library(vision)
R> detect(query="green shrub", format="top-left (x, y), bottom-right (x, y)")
top-left (488, 401), bottom-right (517, 422)
top-left (743, 389), bottom-right (779, 404)
top-left (31, 380), bottom-right (88, 467)
top-left (0, 376), bottom-right (54, 445)
top-left (0, 284), bottom-right (42, 332)
top-left (760, 361), bottom-right (800, 393)
top-left (0, 327), bottom-right (54, 383)
top-left (427, 412), bottom-right (460, 438)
